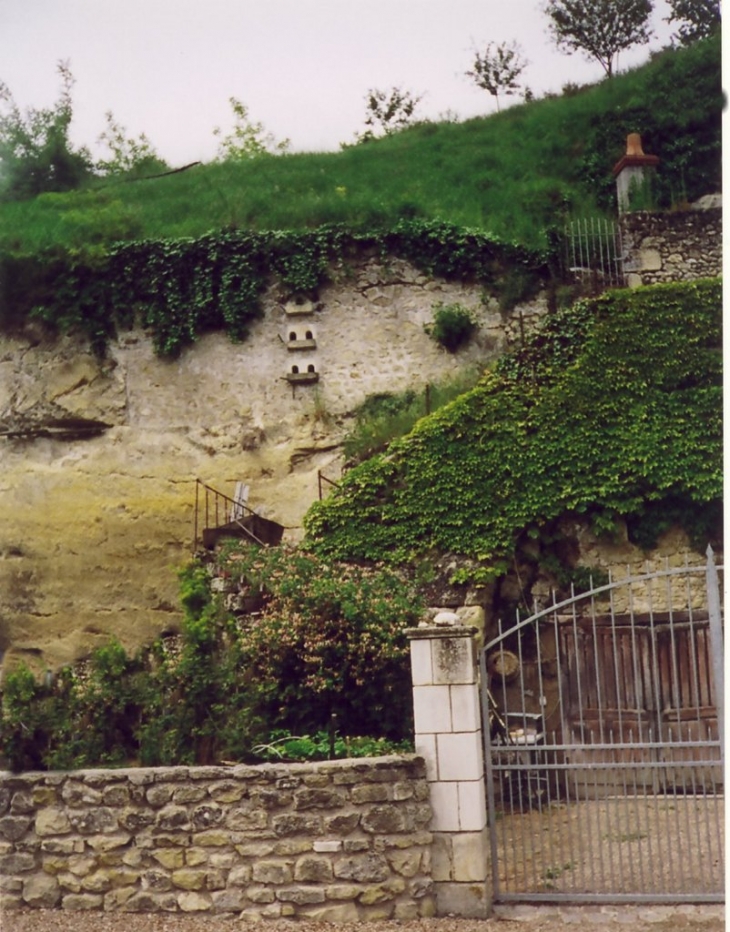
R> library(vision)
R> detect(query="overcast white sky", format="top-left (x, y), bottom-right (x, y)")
top-left (2, 0), bottom-right (677, 166)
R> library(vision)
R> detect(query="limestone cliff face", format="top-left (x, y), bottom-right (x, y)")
top-left (0, 258), bottom-right (546, 673)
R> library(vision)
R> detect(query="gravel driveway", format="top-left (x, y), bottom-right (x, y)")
top-left (2, 906), bottom-right (725, 932)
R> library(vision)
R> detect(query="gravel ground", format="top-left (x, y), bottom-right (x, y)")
top-left (1, 907), bottom-right (725, 932)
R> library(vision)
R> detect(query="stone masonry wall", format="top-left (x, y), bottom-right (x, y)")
top-left (620, 206), bottom-right (721, 287)
top-left (0, 756), bottom-right (435, 920)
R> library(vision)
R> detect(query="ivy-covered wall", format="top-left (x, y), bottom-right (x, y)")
top-left (0, 220), bottom-right (549, 358)
top-left (304, 279), bottom-right (722, 584)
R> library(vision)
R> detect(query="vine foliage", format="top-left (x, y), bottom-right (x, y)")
top-left (1, 220), bottom-right (549, 358)
top-left (304, 279), bottom-right (722, 573)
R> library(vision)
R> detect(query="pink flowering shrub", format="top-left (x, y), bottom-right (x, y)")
top-left (217, 544), bottom-right (424, 739)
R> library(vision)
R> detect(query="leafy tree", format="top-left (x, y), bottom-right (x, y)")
top-left (544, 0), bottom-right (654, 78)
top-left (95, 111), bottom-right (167, 177)
top-left (465, 41), bottom-right (528, 111)
top-left (357, 87), bottom-right (423, 142)
top-left (0, 60), bottom-right (92, 200)
top-left (665, 0), bottom-right (721, 44)
top-left (213, 97), bottom-right (290, 161)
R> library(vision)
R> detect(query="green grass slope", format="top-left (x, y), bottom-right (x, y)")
top-left (0, 36), bottom-right (720, 255)
top-left (304, 279), bottom-right (722, 576)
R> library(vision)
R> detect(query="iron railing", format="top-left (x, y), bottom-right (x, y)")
top-left (193, 479), bottom-right (265, 551)
top-left (317, 470), bottom-right (341, 501)
top-left (564, 218), bottom-right (626, 291)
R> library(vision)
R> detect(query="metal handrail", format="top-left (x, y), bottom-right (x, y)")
top-left (193, 479), bottom-right (264, 551)
top-left (317, 470), bottom-right (341, 500)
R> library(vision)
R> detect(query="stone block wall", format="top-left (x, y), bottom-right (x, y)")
top-left (621, 206), bottom-right (721, 287)
top-left (0, 756), bottom-right (435, 919)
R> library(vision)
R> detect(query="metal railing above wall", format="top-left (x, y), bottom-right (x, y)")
top-left (565, 218), bottom-right (626, 292)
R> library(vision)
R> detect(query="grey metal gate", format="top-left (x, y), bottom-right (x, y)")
top-left (480, 547), bottom-right (724, 904)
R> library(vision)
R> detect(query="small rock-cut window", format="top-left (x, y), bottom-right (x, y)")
top-left (305, 330), bottom-right (313, 340)
top-left (307, 364), bottom-right (316, 373)
top-left (289, 331), bottom-right (297, 341)
top-left (291, 365), bottom-right (299, 374)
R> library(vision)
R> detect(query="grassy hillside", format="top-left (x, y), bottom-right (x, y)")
top-left (304, 279), bottom-right (722, 579)
top-left (0, 36), bottom-right (720, 255)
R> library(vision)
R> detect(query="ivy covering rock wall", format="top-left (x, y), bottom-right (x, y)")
top-left (304, 279), bottom-right (722, 577)
top-left (0, 220), bottom-right (549, 358)
top-left (0, 757), bottom-right (434, 919)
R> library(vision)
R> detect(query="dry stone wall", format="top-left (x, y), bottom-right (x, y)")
top-left (0, 756), bottom-right (435, 919)
top-left (620, 205), bottom-right (721, 287)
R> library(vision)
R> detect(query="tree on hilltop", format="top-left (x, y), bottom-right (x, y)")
top-left (0, 60), bottom-right (92, 199)
top-left (96, 111), bottom-right (168, 177)
top-left (213, 98), bottom-right (290, 161)
top-left (665, 0), bottom-right (721, 44)
top-left (544, 0), bottom-right (654, 78)
top-left (465, 41), bottom-right (528, 111)
top-left (356, 87), bottom-right (423, 142)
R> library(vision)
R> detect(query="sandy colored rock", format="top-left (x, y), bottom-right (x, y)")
top-left (0, 264), bottom-right (527, 675)
top-left (22, 874), bottom-right (61, 908)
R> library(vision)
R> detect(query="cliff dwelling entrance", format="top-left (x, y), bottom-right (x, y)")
top-left (481, 548), bottom-right (724, 903)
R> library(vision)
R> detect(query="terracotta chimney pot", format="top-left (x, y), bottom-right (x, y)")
top-left (612, 133), bottom-right (659, 177)
top-left (625, 133), bottom-right (645, 157)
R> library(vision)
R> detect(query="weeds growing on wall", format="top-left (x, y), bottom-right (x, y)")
top-left (304, 279), bottom-right (722, 577)
top-left (342, 367), bottom-right (485, 466)
top-left (425, 302), bottom-right (477, 352)
top-left (0, 548), bottom-right (423, 771)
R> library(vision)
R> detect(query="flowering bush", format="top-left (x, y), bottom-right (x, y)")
top-left (219, 544), bottom-right (424, 739)
top-left (0, 548), bottom-right (422, 770)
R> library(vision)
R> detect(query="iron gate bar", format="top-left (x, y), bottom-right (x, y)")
top-left (565, 218), bottom-right (626, 290)
top-left (706, 545), bottom-right (724, 758)
top-left (481, 556), bottom-right (724, 905)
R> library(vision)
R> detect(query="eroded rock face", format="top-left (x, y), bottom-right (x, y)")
top-left (1, 262), bottom-right (535, 673)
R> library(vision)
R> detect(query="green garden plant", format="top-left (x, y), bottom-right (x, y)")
top-left (425, 302), bottom-right (477, 351)
top-left (0, 548), bottom-right (423, 770)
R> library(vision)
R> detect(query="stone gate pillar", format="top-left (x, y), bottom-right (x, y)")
top-left (406, 623), bottom-right (490, 918)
